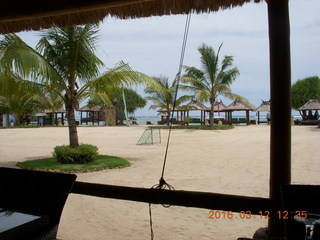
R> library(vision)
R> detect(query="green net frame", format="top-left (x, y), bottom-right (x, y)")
top-left (137, 128), bottom-right (161, 145)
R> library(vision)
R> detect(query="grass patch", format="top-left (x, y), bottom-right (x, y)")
top-left (0, 125), bottom-right (40, 129)
top-left (150, 125), bottom-right (234, 130)
top-left (17, 155), bottom-right (130, 173)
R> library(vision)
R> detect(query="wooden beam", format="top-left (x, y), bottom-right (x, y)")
top-left (71, 181), bottom-right (281, 215)
top-left (267, 0), bottom-right (291, 238)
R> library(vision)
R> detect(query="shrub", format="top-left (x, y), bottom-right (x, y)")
top-left (53, 144), bottom-right (99, 164)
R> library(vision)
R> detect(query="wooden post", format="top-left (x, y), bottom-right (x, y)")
top-left (246, 110), bottom-right (249, 125)
top-left (267, 0), bottom-right (291, 238)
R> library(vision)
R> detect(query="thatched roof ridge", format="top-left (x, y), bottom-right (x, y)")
top-left (78, 106), bottom-right (102, 112)
top-left (183, 100), bottom-right (209, 111)
top-left (43, 109), bottom-right (67, 113)
top-left (225, 99), bottom-right (254, 111)
top-left (0, 0), bottom-right (262, 34)
top-left (298, 99), bottom-right (320, 111)
top-left (34, 112), bottom-right (47, 117)
top-left (255, 100), bottom-right (270, 112)
top-left (213, 101), bottom-right (228, 112)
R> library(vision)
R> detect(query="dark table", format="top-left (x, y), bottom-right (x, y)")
top-left (0, 208), bottom-right (49, 240)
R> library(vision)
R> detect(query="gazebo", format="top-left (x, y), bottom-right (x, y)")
top-left (255, 100), bottom-right (271, 125)
top-left (78, 106), bottom-right (104, 126)
top-left (204, 101), bottom-right (229, 123)
top-left (34, 109), bottom-right (66, 125)
top-left (181, 100), bottom-right (209, 124)
top-left (297, 99), bottom-right (320, 125)
top-left (0, 0), bottom-right (296, 238)
top-left (225, 100), bottom-right (255, 125)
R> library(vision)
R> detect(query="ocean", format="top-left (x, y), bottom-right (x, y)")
top-left (133, 114), bottom-right (303, 125)
top-left (66, 112), bottom-right (303, 126)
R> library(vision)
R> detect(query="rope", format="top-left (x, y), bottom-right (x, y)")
top-left (149, 11), bottom-right (192, 240)
top-left (160, 12), bottom-right (192, 182)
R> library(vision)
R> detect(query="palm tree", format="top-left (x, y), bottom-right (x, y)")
top-left (145, 75), bottom-right (192, 125)
top-left (0, 72), bottom-right (43, 125)
top-left (0, 24), bottom-right (147, 146)
top-left (181, 43), bottom-right (242, 126)
top-left (36, 90), bottom-right (65, 125)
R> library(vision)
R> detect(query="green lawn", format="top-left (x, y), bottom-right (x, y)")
top-left (17, 155), bottom-right (130, 173)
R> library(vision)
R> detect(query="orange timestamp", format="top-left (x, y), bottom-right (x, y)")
top-left (208, 210), bottom-right (308, 220)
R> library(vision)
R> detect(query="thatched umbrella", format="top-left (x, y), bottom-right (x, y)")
top-left (255, 100), bottom-right (270, 124)
top-left (225, 100), bottom-right (254, 125)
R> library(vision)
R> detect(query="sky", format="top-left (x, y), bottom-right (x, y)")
top-left (14, 0), bottom-right (320, 116)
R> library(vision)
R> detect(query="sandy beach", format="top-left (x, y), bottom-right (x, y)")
top-left (0, 125), bottom-right (319, 240)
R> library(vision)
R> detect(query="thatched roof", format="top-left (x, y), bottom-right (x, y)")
top-left (34, 112), bottom-right (47, 117)
top-left (298, 99), bottom-right (320, 111)
top-left (225, 100), bottom-right (254, 111)
top-left (183, 100), bottom-right (209, 111)
top-left (255, 100), bottom-right (270, 112)
top-left (44, 109), bottom-right (67, 113)
top-left (0, 0), bottom-right (262, 34)
top-left (78, 106), bottom-right (102, 112)
top-left (213, 101), bottom-right (228, 112)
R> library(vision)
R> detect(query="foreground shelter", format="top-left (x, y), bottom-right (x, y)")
top-left (255, 100), bottom-right (271, 124)
top-left (0, 0), bottom-right (296, 238)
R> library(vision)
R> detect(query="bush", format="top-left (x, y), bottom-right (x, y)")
top-left (53, 144), bottom-right (99, 164)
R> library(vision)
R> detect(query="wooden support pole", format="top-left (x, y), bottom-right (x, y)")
top-left (72, 181), bottom-right (281, 214)
top-left (267, 0), bottom-right (291, 238)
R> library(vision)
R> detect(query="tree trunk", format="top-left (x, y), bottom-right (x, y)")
top-left (166, 111), bottom-right (171, 126)
top-left (51, 112), bottom-right (55, 126)
top-left (105, 107), bottom-right (116, 126)
top-left (14, 113), bottom-right (21, 125)
top-left (209, 98), bottom-right (215, 126)
top-left (66, 95), bottom-right (79, 147)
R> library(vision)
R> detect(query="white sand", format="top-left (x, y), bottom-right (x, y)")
top-left (0, 125), bottom-right (319, 239)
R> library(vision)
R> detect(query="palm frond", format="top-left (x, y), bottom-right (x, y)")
top-left (0, 34), bottom-right (64, 88)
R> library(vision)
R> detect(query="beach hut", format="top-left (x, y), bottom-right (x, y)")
top-left (297, 99), bottom-right (320, 125)
top-left (0, 0), bottom-right (295, 238)
top-left (181, 100), bottom-right (209, 124)
top-left (45, 109), bottom-right (67, 126)
top-left (34, 109), bottom-right (66, 125)
top-left (224, 100), bottom-right (254, 125)
top-left (34, 112), bottom-right (47, 126)
top-left (78, 106), bottom-right (104, 126)
top-left (255, 100), bottom-right (271, 125)
top-left (156, 105), bottom-right (184, 125)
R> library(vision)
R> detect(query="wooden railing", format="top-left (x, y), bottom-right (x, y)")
top-left (71, 181), bottom-right (281, 215)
